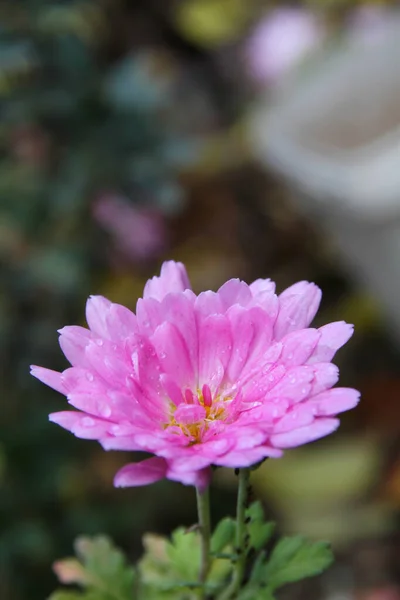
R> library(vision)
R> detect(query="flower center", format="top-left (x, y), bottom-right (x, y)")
top-left (166, 384), bottom-right (229, 443)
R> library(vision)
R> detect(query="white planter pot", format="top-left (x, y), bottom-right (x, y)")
top-left (251, 13), bottom-right (400, 339)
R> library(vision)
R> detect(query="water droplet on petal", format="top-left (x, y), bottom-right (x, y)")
top-left (96, 339), bottom-right (103, 346)
top-left (86, 372), bottom-right (94, 382)
top-left (159, 351), bottom-right (167, 359)
top-left (100, 405), bottom-right (112, 418)
top-left (82, 417), bottom-right (95, 427)
top-left (287, 353), bottom-right (293, 360)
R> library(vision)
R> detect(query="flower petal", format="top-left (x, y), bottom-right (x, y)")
top-left (310, 388), bottom-right (360, 416)
top-left (307, 322), bottom-right (354, 364)
top-left (217, 279), bottom-right (252, 309)
top-left (143, 261), bottom-right (191, 301)
top-left (198, 314), bottom-right (232, 390)
top-left (151, 322), bottom-right (194, 388)
top-left (274, 282), bottom-right (322, 340)
top-left (85, 296), bottom-right (113, 338)
top-left (114, 457), bottom-right (168, 487)
top-left (49, 411), bottom-right (112, 439)
top-left (30, 366), bottom-right (66, 394)
top-left (58, 326), bottom-right (95, 367)
top-left (280, 329), bottom-right (320, 366)
top-left (270, 417), bottom-right (339, 448)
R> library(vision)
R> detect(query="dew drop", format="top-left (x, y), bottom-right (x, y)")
top-left (268, 375), bottom-right (275, 382)
top-left (287, 353), bottom-right (293, 360)
top-left (159, 351), bottom-right (167, 359)
top-left (82, 417), bottom-right (95, 427)
top-left (289, 376), bottom-right (296, 384)
top-left (86, 373), bottom-right (94, 382)
top-left (100, 405), bottom-right (112, 418)
top-left (96, 339), bottom-right (103, 346)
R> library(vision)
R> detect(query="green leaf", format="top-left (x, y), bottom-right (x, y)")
top-left (52, 535), bottom-right (135, 600)
top-left (165, 528), bottom-right (201, 581)
top-left (49, 593), bottom-right (85, 600)
top-left (245, 502), bottom-right (275, 552)
top-left (211, 517), bottom-right (236, 554)
top-left (264, 536), bottom-right (334, 591)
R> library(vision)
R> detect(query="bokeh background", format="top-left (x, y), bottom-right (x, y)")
top-left (2, 1), bottom-right (400, 599)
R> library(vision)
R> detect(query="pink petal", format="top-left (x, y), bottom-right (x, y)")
top-left (174, 404), bottom-right (206, 424)
top-left (167, 453), bottom-right (213, 472)
top-left (274, 282), bottom-right (322, 340)
top-left (58, 326), bottom-right (95, 367)
top-left (30, 366), bottom-right (67, 394)
top-left (214, 446), bottom-right (281, 467)
top-left (135, 336), bottom-right (164, 400)
top-left (49, 411), bottom-right (112, 439)
top-left (217, 279), bottom-right (252, 309)
top-left (114, 457), bottom-right (168, 487)
top-left (167, 466), bottom-right (212, 489)
top-left (270, 417), bottom-right (339, 448)
top-left (84, 340), bottom-right (130, 386)
top-left (159, 293), bottom-right (197, 369)
top-left (307, 322), bottom-right (354, 364)
top-left (195, 291), bottom-right (224, 316)
top-left (160, 374), bottom-right (184, 406)
top-left (310, 387), bottom-right (360, 416)
top-left (106, 304), bottom-right (137, 340)
top-left (136, 297), bottom-right (163, 335)
top-left (143, 261), bottom-right (191, 301)
top-left (101, 435), bottom-right (147, 451)
top-left (269, 366), bottom-right (314, 403)
top-left (309, 363), bottom-right (339, 395)
top-left (280, 329), bottom-right (320, 366)
top-left (226, 306), bottom-right (257, 381)
top-left (85, 296), bottom-right (113, 338)
top-left (151, 323), bottom-right (194, 388)
top-left (273, 404), bottom-right (315, 434)
top-left (198, 314), bottom-right (232, 390)
top-left (249, 278), bottom-right (276, 295)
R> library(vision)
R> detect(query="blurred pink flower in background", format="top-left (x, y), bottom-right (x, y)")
top-left (93, 193), bottom-right (167, 263)
top-left (245, 7), bottom-right (324, 85)
top-left (31, 261), bottom-right (359, 490)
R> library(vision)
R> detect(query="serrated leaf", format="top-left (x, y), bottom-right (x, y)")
top-left (165, 528), bottom-right (201, 581)
top-left (211, 517), bottom-right (236, 554)
top-left (245, 501), bottom-right (264, 523)
top-left (245, 502), bottom-right (275, 551)
top-left (52, 536), bottom-right (135, 600)
top-left (264, 536), bottom-right (334, 591)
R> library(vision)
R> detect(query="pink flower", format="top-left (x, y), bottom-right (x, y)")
top-left (92, 193), bottom-right (167, 263)
top-left (31, 261), bottom-right (359, 489)
top-left (245, 8), bottom-right (324, 84)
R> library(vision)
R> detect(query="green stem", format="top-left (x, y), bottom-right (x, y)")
top-left (218, 468), bottom-right (251, 600)
top-left (196, 485), bottom-right (211, 590)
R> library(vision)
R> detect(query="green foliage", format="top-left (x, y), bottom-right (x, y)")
top-left (50, 535), bottom-right (135, 600)
top-left (210, 517), bottom-right (236, 554)
top-left (245, 501), bottom-right (275, 552)
top-left (262, 536), bottom-right (334, 591)
top-left (235, 504), bottom-right (334, 599)
top-left (51, 515), bottom-right (334, 600)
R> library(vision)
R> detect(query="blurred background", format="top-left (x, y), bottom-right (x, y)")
top-left (2, 1), bottom-right (400, 599)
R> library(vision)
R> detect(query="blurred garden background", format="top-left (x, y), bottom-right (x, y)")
top-left (2, 0), bottom-right (400, 598)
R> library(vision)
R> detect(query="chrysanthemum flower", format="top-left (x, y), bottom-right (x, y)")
top-left (31, 261), bottom-right (359, 489)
